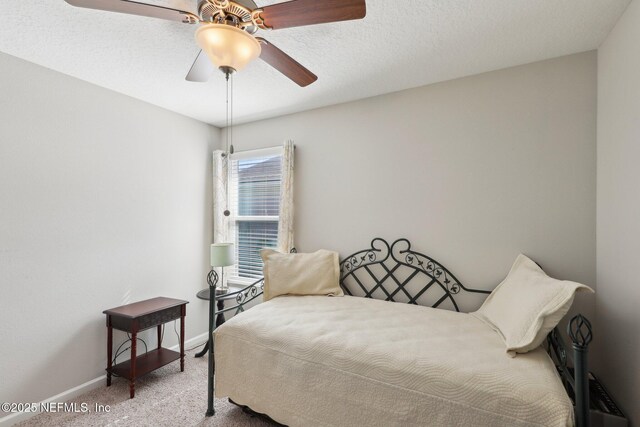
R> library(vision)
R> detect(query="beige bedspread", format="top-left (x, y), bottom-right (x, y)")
top-left (214, 295), bottom-right (573, 427)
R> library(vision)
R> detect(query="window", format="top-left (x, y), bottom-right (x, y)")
top-left (227, 147), bottom-right (283, 284)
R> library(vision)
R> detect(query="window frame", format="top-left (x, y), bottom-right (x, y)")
top-left (226, 146), bottom-right (283, 286)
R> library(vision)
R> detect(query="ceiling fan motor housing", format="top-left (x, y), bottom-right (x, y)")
top-left (198, 0), bottom-right (252, 22)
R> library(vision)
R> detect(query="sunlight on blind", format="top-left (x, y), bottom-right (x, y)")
top-left (228, 151), bottom-right (282, 282)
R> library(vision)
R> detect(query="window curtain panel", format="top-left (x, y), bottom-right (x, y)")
top-left (213, 150), bottom-right (229, 243)
top-left (213, 149), bottom-right (229, 287)
top-left (277, 140), bottom-right (295, 253)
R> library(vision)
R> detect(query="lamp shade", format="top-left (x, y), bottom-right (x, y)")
top-left (210, 243), bottom-right (235, 267)
top-left (195, 24), bottom-right (261, 72)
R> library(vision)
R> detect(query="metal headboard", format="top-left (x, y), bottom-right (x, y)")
top-left (340, 238), bottom-right (490, 311)
top-left (339, 237), bottom-right (593, 427)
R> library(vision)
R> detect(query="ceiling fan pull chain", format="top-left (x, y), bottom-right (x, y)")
top-left (225, 71), bottom-right (230, 154)
top-left (223, 70), bottom-right (232, 217)
top-left (230, 72), bottom-right (234, 154)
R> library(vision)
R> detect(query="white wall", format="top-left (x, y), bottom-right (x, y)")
top-left (597, 1), bottom-right (640, 424)
top-left (224, 51), bottom-right (597, 314)
top-left (0, 52), bottom-right (220, 415)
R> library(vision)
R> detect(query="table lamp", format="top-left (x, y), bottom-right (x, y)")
top-left (209, 243), bottom-right (235, 295)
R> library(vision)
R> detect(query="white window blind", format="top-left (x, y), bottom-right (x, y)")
top-left (228, 147), bottom-right (283, 284)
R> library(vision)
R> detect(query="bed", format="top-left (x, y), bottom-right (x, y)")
top-left (205, 238), bottom-right (593, 427)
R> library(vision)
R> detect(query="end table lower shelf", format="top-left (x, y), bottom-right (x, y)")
top-left (108, 348), bottom-right (181, 380)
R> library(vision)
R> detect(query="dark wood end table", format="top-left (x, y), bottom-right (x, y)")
top-left (103, 297), bottom-right (188, 398)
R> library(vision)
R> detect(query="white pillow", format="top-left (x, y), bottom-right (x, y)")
top-left (473, 254), bottom-right (593, 355)
top-left (261, 249), bottom-right (344, 301)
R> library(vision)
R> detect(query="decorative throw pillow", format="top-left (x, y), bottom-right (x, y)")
top-left (261, 249), bottom-right (344, 301)
top-left (473, 254), bottom-right (594, 355)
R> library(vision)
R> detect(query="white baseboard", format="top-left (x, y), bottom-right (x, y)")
top-left (0, 331), bottom-right (210, 427)
top-left (174, 331), bottom-right (209, 352)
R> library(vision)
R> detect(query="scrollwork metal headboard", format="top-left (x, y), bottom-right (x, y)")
top-left (340, 238), bottom-right (490, 311)
top-left (340, 237), bottom-right (593, 427)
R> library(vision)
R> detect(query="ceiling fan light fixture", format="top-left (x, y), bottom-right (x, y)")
top-left (195, 23), bottom-right (261, 73)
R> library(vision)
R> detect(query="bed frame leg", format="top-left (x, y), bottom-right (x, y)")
top-left (206, 269), bottom-right (219, 417)
top-left (568, 314), bottom-right (593, 427)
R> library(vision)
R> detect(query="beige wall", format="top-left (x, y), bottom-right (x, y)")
top-left (0, 52), bottom-right (220, 415)
top-left (597, 1), bottom-right (640, 424)
top-left (224, 51), bottom-right (597, 314)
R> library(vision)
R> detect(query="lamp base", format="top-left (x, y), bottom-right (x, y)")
top-left (215, 288), bottom-right (229, 296)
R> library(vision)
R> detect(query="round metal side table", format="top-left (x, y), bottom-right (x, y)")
top-left (194, 287), bottom-right (239, 358)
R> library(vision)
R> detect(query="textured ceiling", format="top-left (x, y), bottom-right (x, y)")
top-left (0, 0), bottom-right (630, 126)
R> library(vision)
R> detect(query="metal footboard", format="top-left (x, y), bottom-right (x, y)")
top-left (205, 276), bottom-right (264, 417)
top-left (547, 315), bottom-right (594, 427)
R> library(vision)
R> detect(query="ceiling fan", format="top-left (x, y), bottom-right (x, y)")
top-left (63, 0), bottom-right (367, 87)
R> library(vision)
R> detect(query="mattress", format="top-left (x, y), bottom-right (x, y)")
top-left (214, 295), bottom-right (573, 427)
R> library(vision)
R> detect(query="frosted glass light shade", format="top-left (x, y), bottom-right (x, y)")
top-left (210, 243), bottom-right (235, 267)
top-left (195, 24), bottom-right (261, 72)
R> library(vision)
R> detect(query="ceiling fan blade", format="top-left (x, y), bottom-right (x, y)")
top-left (258, 0), bottom-right (365, 30)
top-left (185, 50), bottom-right (214, 82)
top-left (256, 38), bottom-right (317, 87)
top-left (63, 0), bottom-right (199, 24)
top-left (235, 0), bottom-right (257, 9)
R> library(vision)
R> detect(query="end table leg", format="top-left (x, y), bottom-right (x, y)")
top-left (130, 332), bottom-right (137, 398)
top-left (180, 312), bottom-right (185, 372)
top-left (106, 319), bottom-right (112, 387)
top-left (157, 324), bottom-right (162, 349)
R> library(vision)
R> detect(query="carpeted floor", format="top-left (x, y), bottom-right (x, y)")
top-left (16, 348), bottom-right (273, 427)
